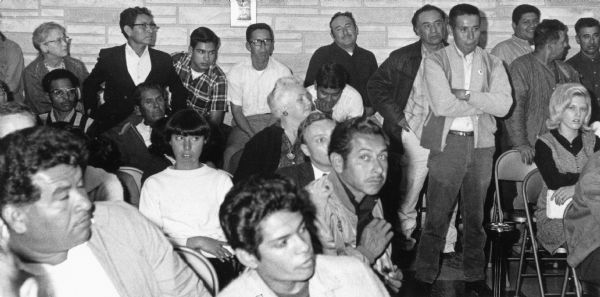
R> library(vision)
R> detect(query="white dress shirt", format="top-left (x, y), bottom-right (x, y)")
top-left (42, 243), bottom-right (121, 297)
top-left (125, 43), bottom-right (151, 86)
top-left (449, 44), bottom-right (474, 132)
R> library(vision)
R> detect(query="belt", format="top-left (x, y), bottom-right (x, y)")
top-left (448, 130), bottom-right (474, 137)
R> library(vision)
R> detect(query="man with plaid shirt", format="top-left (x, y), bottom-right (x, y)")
top-left (172, 27), bottom-right (227, 126)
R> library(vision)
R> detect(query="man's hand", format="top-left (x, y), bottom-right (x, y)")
top-left (451, 89), bottom-right (470, 101)
top-left (358, 219), bottom-right (393, 261)
top-left (383, 265), bottom-right (403, 293)
top-left (397, 118), bottom-right (410, 132)
top-left (551, 185), bottom-right (575, 205)
top-left (516, 145), bottom-right (535, 164)
top-left (187, 236), bottom-right (233, 260)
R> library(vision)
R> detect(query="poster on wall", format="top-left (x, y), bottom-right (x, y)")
top-left (231, 0), bottom-right (256, 27)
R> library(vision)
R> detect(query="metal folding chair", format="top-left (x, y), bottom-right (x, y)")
top-left (514, 169), bottom-right (581, 297)
top-left (175, 246), bottom-right (220, 296)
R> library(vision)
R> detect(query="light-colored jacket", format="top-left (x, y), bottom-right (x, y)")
top-left (217, 255), bottom-right (390, 297)
top-left (20, 202), bottom-right (209, 297)
top-left (420, 44), bottom-right (512, 152)
top-left (305, 173), bottom-right (394, 276)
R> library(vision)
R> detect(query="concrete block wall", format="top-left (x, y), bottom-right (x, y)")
top-left (1, 0), bottom-right (599, 79)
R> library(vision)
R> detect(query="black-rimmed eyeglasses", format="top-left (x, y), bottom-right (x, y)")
top-left (131, 23), bottom-right (160, 31)
top-left (44, 36), bottom-right (72, 45)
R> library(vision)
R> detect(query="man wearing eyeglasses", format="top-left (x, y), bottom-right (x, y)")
top-left (223, 23), bottom-right (292, 173)
top-left (38, 69), bottom-right (93, 133)
top-left (83, 6), bottom-right (187, 124)
top-left (304, 11), bottom-right (377, 116)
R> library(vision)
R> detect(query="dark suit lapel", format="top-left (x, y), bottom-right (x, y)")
top-left (145, 47), bottom-right (158, 83)
top-left (300, 162), bottom-right (316, 186)
top-left (117, 44), bottom-right (136, 88)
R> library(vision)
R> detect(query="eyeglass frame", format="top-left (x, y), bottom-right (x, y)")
top-left (248, 38), bottom-right (274, 48)
top-left (130, 23), bottom-right (160, 31)
top-left (43, 36), bottom-right (72, 45)
top-left (49, 87), bottom-right (78, 98)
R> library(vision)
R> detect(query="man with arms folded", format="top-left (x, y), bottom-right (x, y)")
top-left (0, 126), bottom-right (208, 297)
top-left (413, 4), bottom-right (511, 296)
top-left (218, 174), bottom-right (390, 297)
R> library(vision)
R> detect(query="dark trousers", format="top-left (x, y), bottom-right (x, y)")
top-left (415, 134), bottom-right (494, 283)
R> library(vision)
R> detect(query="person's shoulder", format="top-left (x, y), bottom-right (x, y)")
top-left (3, 38), bottom-right (23, 51)
top-left (342, 84), bottom-right (361, 98)
top-left (491, 38), bottom-right (512, 52)
top-left (268, 57), bottom-right (291, 73)
top-left (315, 254), bottom-right (367, 272)
top-left (99, 45), bottom-right (124, 56)
top-left (217, 270), bottom-right (263, 297)
top-left (24, 55), bottom-right (43, 72)
top-left (355, 44), bottom-right (376, 58)
top-left (203, 166), bottom-right (233, 181)
top-left (388, 41), bottom-right (421, 58)
top-left (312, 44), bottom-right (332, 56)
top-left (94, 201), bottom-right (143, 225)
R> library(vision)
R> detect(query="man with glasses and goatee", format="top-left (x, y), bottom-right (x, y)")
top-left (223, 23), bottom-right (292, 173)
top-left (83, 6), bottom-right (187, 123)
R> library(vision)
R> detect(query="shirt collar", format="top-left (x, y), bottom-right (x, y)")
top-left (125, 43), bottom-right (149, 59)
top-left (50, 109), bottom-right (75, 122)
top-left (511, 34), bottom-right (531, 47)
top-left (452, 42), bottom-right (475, 63)
top-left (311, 163), bottom-right (329, 179)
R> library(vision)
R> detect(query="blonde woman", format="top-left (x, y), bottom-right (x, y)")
top-left (534, 83), bottom-right (600, 253)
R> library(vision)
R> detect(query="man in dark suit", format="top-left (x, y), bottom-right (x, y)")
top-left (83, 6), bottom-right (186, 123)
top-left (277, 112), bottom-right (336, 188)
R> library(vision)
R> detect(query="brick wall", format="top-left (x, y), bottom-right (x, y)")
top-left (1, 0), bottom-right (599, 78)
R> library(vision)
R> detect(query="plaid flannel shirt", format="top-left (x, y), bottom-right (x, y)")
top-left (172, 52), bottom-right (228, 114)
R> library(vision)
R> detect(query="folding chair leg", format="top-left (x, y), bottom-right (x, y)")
top-left (514, 228), bottom-right (528, 296)
top-left (529, 230), bottom-right (546, 297)
top-left (561, 266), bottom-right (570, 297)
top-left (572, 268), bottom-right (582, 297)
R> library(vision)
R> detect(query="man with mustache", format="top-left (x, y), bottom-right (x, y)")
top-left (0, 126), bottom-right (208, 297)
top-left (305, 11), bottom-right (377, 116)
top-left (218, 174), bottom-right (390, 297)
top-left (305, 117), bottom-right (402, 293)
top-left (224, 23), bottom-right (291, 173)
top-left (507, 19), bottom-right (580, 165)
top-left (567, 18), bottom-right (600, 121)
top-left (413, 4), bottom-right (511, 296)
top-left (38, 69), bottom-right (93, 133)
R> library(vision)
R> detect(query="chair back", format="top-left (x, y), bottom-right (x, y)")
top-left (118, 166), bottom-right (143, 189)
top-left (493, 150), bottom-right (537, 221)
top-left (175, 246), bottom-right (219, 296)
top-left (522, 169), bottom-right (545, 206)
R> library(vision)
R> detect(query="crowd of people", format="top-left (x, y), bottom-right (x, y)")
top-left (2, 2), bottom-right (600, 297)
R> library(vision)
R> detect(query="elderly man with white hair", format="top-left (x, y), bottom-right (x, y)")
top-left (234, 76), bottom-right (314, 183)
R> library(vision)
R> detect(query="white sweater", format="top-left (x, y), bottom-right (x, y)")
top-left (139, 165), bottom-right (233, 256)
